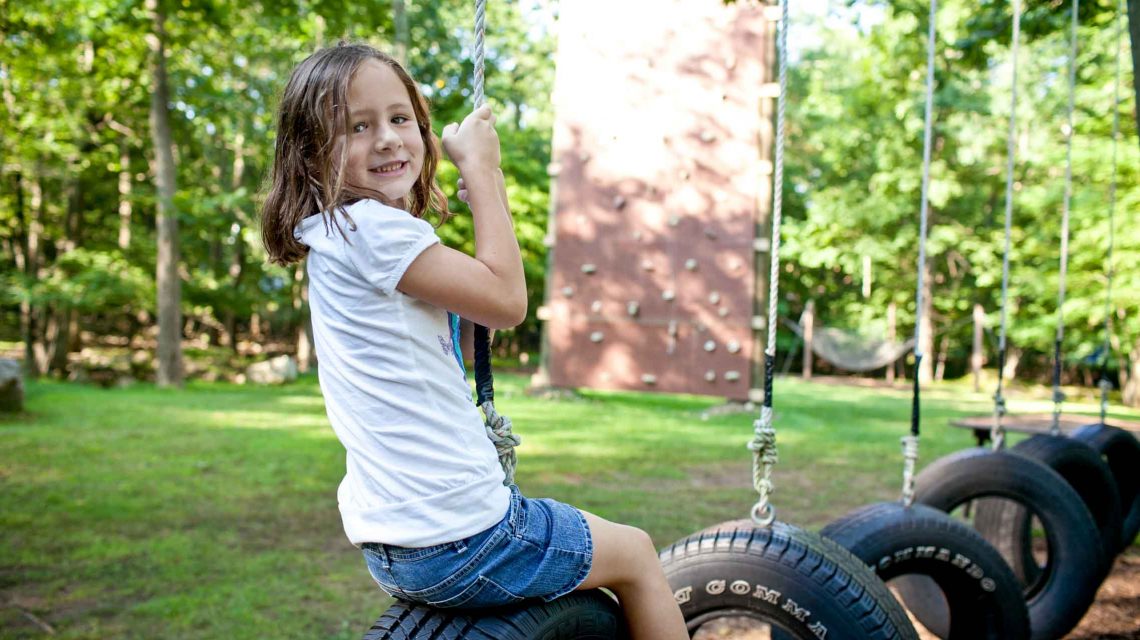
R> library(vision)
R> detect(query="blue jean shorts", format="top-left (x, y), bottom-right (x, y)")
top-left (361, 485), bottom-right (593, 609)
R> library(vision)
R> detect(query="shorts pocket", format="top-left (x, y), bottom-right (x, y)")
top-left (428, 575), bottom-right (525, 609)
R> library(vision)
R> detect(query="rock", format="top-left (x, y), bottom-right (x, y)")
top-left (245, 355), bottom-right (298, 385)
top-left (0, 358), bottom-right (24, 412)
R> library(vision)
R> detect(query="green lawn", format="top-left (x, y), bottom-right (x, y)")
top-left (2, 374), bottom-right (1138, 639)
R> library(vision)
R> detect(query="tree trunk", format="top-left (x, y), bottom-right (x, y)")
top-left (886, 302), bottom-right (897, 384)
top-left (148, 0), bottom-right (183, 387)
top-left (118, 144), bottom-right (132, 249)
top-left (294, 265), bottom-right (314, 372)
top-left (1002, 347), bottom-right (1022, 381)
top-left (23, 175), bottom-right (44, 377)
top-left (1125, 339), bottom-right (1139, 407)
top-left (391, 0), bottom-right (408, 66)
top-left (1129, 0), bottom-right (1140, 151)
top-left (972, 303), bottom-right (985, 392)
top-left (801, 300), bottom-right (814, 380)
top-left (223, 135), bottom-right (246, 351)
top-left (918, 262), bottom-right (934, 384)
top-left (934, 333), bottom-right (950, 382)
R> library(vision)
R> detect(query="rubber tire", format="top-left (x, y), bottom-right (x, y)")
top-left (912, 448), bottom-right (1104, 640)
top-left (659, 519), bottom-right (918, 640)
top-left (362, 590), bottom-right (627, 639)
top-left (972, 434), bottom-right (1122, 585)
top-left (820, 502), bottom-right (1029, 640)
top-left (1072, 423), bottom-right (1140, 551)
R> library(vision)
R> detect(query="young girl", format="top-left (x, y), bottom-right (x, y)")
top-left (260, 43), bottom-right (686, 639)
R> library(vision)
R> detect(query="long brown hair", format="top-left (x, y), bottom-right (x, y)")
top-left (261, 42), bottom-right (450, 265)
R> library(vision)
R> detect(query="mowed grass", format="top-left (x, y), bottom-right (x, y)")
top-left (2, 373), bottom-right (1138, 639)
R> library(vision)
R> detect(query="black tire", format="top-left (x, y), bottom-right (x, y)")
top-left (1072, 423), bottom-right (1140, 551)
top-left (820, 501), bottom-right (1029, 640)
top-left (913, 448), bottom-right (1105, 640)
top-left (659, 519), bottom-right (919, 640)
top-left (972, 434), bottom-right (1122, 585)
top-left (362, 590), bottom-right (627, 640)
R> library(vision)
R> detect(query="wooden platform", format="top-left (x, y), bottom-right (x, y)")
top-left (949, 413), bottom-right (1140, 446)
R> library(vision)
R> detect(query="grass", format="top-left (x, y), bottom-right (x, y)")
top-left (2, 373), bottom-right (1138, 639)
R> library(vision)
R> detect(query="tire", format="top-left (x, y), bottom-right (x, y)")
top-left (362, 590), bottom-right (627, 639)
top-left (820, 501), bottom-right (1029, 640)
top-left (972, 434), bottom-right (1122, 585)
top-left (1072, 423), bottom-right (1140, 551)
top-left (913, 448), bottom-right (1104, 640)
top-left (659, 519), bottom-right (918, 640)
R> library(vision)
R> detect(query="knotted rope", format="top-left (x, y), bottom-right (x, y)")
top-left (748, 0), bottom-right (789, 528)
top-left (1052, 0), bottom-right (1079, 436)
top-left (991, 0), bottom-right (1021, 451)
top-left (900, 434), bottom-right (920, 506)
top-left (469, 2), bottom-right (519, 485)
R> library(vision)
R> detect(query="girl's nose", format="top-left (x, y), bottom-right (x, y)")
top-left (374, 124), bottom-right (402, 151)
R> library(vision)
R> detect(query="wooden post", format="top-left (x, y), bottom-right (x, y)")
top-left (802, 300), bottom-right (814, 380)
top-left (887, 302), bottom-right (897, 384)
top-left (972, 303), bottom-right (984, 392)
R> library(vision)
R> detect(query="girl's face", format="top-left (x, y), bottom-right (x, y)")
top-left (338, 59), bottom-right (425, 207)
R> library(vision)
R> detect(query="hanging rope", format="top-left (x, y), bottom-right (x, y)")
top-left (1101, 0), bottom-right (1123, 424)
top-left (470, 0), bottom-right (519, 485)
top-left (991, 0), bottom-right (1022, 451)
top-left (748, 0), bottom-right (788, 528)
top-left (1052, 0), bottom-right (1079, 436)
top-left (902, 0), bottom-right (938, 507)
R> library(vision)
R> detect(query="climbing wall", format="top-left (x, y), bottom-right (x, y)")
top-left (543, 0), bottom-right (772, 401)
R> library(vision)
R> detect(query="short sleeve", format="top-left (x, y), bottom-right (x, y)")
top-left (341, 200), bottom-right (440, 295)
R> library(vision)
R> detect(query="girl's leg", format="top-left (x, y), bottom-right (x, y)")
top-left (575, 510), bottom-right (688, 640)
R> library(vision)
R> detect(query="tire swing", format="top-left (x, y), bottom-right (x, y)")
top-left (1069, 2), bottom-right (1140, 552)
top-left (971, 0), bottom-right (1122, 587)
top-left (364, 3), bottom-right (625, 638)
top-left (818, 3), bottom-right (1029, 637)
top-left (904, 4), bottom-right (1105, 638)
top-left (657, 4), bottom-right (918, 638)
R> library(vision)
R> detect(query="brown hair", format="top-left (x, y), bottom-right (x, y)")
top-left (261, 42), bottom-right (450, 265)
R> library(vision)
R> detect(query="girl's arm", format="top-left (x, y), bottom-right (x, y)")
top-left (397, 107), bottom-right (526, 329)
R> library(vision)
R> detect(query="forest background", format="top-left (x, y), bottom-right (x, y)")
top-left (2, 0), bottom-right (1138, 405)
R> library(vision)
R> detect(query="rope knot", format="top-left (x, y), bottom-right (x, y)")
top-left (899, 434), bottom-right (920, 506)
top-left (481, 401), bottom-right (520, 486)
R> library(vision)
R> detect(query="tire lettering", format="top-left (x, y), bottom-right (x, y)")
top-left (782, 598), bottom-right (810, 621)
top-left (673, 586), bottom-right (692, 605)
top-left (935, 548), bottom-right (951, 562)
top-left (706, 579), bottom-right (726, 595)
top-left (915, 545), bottom-right (936, 559)
top-left (753, 585), bottom-right (781, 604)
top-left (951, 553), bottom-right (971, 569)
top-left (730, 580), bottom-right (751, 595)
top-left (967, 564), bottom-right (984, 579)
top-left (877, 555), bottom-right (892, 570)
top-left (980, 577), bottom-right (996, 592)
top-left (893, 547), bottom-right (914, 563)
top-left (809, 620), bottom-right (828, 639)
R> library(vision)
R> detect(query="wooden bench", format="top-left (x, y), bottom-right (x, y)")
top-left (949, 413), bottom-right (1140, 447)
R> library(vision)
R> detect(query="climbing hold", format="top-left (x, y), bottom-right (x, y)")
top-left (668, 320), bottom-right (678, 337)
top-left (751, 315), bottom-right (766, 330)
top-left (718, 307), bottom-right (730, 318)
top-left (543, 234), bottom-right (554, 248)
top-left (668, 215), bottom-right (681, 227)
top-left (684, 258), bottom-right (698, 271)
top-left (708, 291), bottom-right (721, 305)
top-left (699, 130), bottom-right (717, 143)
top-left (627, 301), bottom-right (640, 317)
top-left (546, 162), bottom-right (561, 176)
top-left (613, 195), bottom-right (626, 210)
top-left (705, 370), bottom-right (717, 382)
top-left (632, 230), bottom-right (642, 241)
top-left (724, 370), bottom-right (741, 382)
top-left (641, 374), bottom-right (657, 385)
top-left (561, 286), bottom-right (575, 297)
top-left (679, 169), bottom-right (690, 181)
top-left (727, 340), bottom-right (741, 354)
top-left (641, 259), bottom-right (654, 271)
top-left (754, 237), bottom-right (771, 253)
top-left (662, 290), bottom-right (675, 302)
top-left (704, 228), bottom-right (718, 240)
top-left (589, 331), bottom-right (604, 343)
top-left (590, 300), bottom-right (603, 314)
top-left (581, 263), bottom-right (597, 275)
top-left (704, 340), bottom-right (717, 352)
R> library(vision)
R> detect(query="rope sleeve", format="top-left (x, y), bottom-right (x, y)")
top-left (473, 323), bottom-right (494, 406)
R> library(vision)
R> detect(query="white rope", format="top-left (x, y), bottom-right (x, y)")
top-left (992, 0), bottom-right (1021, 450)
top-left (482, 401), bottom-right (521, 486)
top-left (1101, 0), bottom-right (1123, 423)
top-left (749, 0), bottom-right (788, 527)
top-left (473, 0), bottom-right (487, 108)
top-left (903, 0), bottom-right (937, 505)
top-left (1052, 0), bottom-right (1079, 435)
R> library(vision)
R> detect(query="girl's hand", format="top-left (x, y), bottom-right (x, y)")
top-left (457, 178), bottom-right (469, 204)
top-left (441, 105), bottom-right (501, 173)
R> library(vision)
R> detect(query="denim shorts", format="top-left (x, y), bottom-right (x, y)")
top-left (361, 485), bottom-right (593, 609)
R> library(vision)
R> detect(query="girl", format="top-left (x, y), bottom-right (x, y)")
top-left (260, 43), bottom-right (686, 639)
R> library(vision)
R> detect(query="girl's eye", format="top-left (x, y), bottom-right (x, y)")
top-left (352, 122), bottom-right (367, 133)
top-left (392, 116), bottom-right (409, 125)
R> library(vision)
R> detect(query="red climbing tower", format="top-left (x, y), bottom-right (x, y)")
top-left (536, 0), bottom-right (776, 401)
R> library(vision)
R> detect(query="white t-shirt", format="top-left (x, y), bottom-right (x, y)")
top-left (297, 199), bottom-right (510, 547)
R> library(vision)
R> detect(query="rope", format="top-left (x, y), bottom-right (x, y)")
top-left (1101, 0), bottom-right (1123, 424)
top-left (1052, 0), bottom-right (1079, 436)
top-left (469, 0), bottom-right (518, 485)
top-left (992, 0), bottom-right (1021, 451)
top-left (903, 0), bottom-right (937, 506)
top-left (748, 0), bottom-right (788, 527)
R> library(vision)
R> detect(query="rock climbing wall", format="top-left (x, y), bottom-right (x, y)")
top-left (543, 0), bottom-right (773, 401)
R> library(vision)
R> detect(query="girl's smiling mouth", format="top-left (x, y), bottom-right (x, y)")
top-left (370, 161), bottom-right (408, 176)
